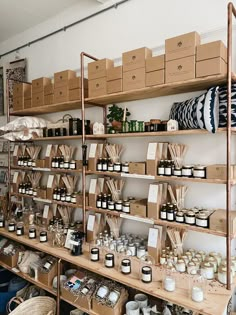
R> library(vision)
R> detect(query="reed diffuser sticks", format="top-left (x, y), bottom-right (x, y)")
top-left (105, 144), bottom-right (123, 163)
top-left (106, 216), bottom-right (123, 239)
top-left (167, 227), bottom-right (188, 256)
top-left (26, 146), bottom-right (42, 160)
top-left (62, 175), bottom-right (78, 194)
top-left (168, 184), bottom-right (188, 210)
top-left (27, 172), bottom-right (42, 188)
top-left (106, 178), bottom-right (125, 201)
top-left (168, 143), bottom-right (188, 168)
top-left (59, 145), bottom-right (75, 161)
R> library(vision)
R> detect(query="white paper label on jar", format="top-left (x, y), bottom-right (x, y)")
top-left (114, 165), bottom-right (121, 171)
top-left (177, 263), bottom-right (186, 272)
top-left (191, 286), bottom-right (204, 302)
top-left (66, 197), bottom-right (71, 202)
top-left (116, 205), bottom-right (122, 211)
top-left (0, 222), bottom-right (4, 227)
top-left (182, 169), bottom-right (192, 176)
top-left (70, 240), bottom-right (79, 246)
top-left (108, 166), bottom-right (113, 172)
top-left (102, 165), bottom-right (108, 171)
top-left (29, 232), bottom-right (35, 238)
top-left (122, 206), bottom-right (130, 213)
top-left (142, 274), bottom-right (151, 282)
top-left (167, 213), bottom-right (174, 221)
top-left (176, 217), bottom-right (184, 223)
top-left (158, 167), bottom-right (165, 175)
top-left (44, 262), bottom-right (52, 270)
top-left (70, 163), bottom-right (76, 169)
top-left (8, 226), bottom-right (15, 231)
top-left (196, 218), bottom-right (208, 227)
top-left (122, 166), bottom-right (129, 173)
top-left (40, 235), bottom-right (47, 242)
top-left (186, 216), bottom-right (195, 224)
top-left (173, 170), bottom-right (181, 176)
top-left (160, 256), bottom-right (166, 265)
top-left (102, 201), bottom-right (107, 208)
top-left (105, 260), bottom-right (113, 267)
top-left (108, 204), bottom-right (114, 210)
top-left (160, 212), bottom-right (167, 219)
top-left (122, 265), bottom-right (131, 273)
top-left (165, 168), bottom-right (172, 175)
top-left (201, 267), bottom-right (214, 279)
top-left (193, 170), bottom-right (205, 178)
top-left (16, 229), bottom-right (22, 235)
top-left (91, 253), bottom-right (98, 261)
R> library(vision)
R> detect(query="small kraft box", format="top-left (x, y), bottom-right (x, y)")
top-left (107, 66), bottom-right (123, 94)
top-left (123, 68), bottom-right (145, 91)
top-left (44, 83), bottom-right (54, 96)
top-left (13, 82), bottom-right (31, 98)
top-left (54, 70), bottom-right (76, 88)
top-left (13, 97), bottom-right (23, 111)
top-left (147, 183), bottom-right (163, 219)
top-left (0, 246), bottom-right (19, 268)
top-left (210, 209), bottom-right (236, 234)
top-left (45, 144), bottom-right (58, 168)
top-left (69, 88), bottom-right (88, 101)
top-left (129, 162), bottom-right (146, 175)
top-left (44, 94), bottom-right (54, 105)
top-left (146, 143), bottom-right (158, 176)
top-left (88, 178), bottom-right (99, 208)
top-left (38, 260), bottom-right (57, 286)
top-left (165, 55), bottom-right (195, 83)
top-left (46, 174), bottom-right (59, 200)
top-left (88, 143), bottom-right (103, 172)
top-left (122, 47), bottom-right (152, 72)
top-left (88, 77), bottom-right (107, 98)
top-left (32, 91), bottom-right (44, 107)
top-left (88, 58), bottom-right (114, 80)
top-left (206, 164), bottom-right (236, 180)
top-left (130, 199), bottom-right (147, 217)
top-left (24, 99), bottom-right (31, 109)
top-left (165, 31), bottom-right (200, 61)
top-left (68, 77), bottom-right (88, 90)
top-left (146, 54), bottom-right (165, 87)
top-left (54, 86), bottom-right (69, 103)
top-left (32, 77), bottom-right (51, 94)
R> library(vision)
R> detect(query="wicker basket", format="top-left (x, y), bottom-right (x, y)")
top-left (8, 296), bottom-right (56, 315)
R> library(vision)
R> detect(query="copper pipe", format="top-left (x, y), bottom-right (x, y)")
top-left (226, 1), bottom-right (235, 290)
top-left (80, 52), bottom-right (98, 234)
top-left (6, 80), bottom-right (11, 217)
top-left (56, 258), bottom-right (61, 315)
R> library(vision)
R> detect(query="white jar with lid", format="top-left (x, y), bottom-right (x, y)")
top-left (193, 165), bottom-right (206, 178)
top-left (181, 165), bottom-right (193, 177)
top-left (218, 266), bottom-right (233, 285)
top-left (200, 262), bottom-right (214, 279)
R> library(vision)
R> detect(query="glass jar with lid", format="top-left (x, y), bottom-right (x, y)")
top-left (185, 210), bottom-right (196, 225)
top-left (158, 160), bottom-right (165, 176)
top-left (176, 211), bottom-right (185, 223)
top-left (182, 165), bottom-right (193, 177)
top-left (160, 204), bottom-right (167, 220)
top-left (196, 211), bottom-right (209, 228)
top-left (193, 165), bottom-right (206, 178)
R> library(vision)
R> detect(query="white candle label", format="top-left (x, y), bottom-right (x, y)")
top-left (186, 217), bottom-right (195, 224)
top-left (165, 168), bottom-right (171, 175)
top-left (13, 172), bottom-right (18, 183)
top-left (196, 218), bottom-right (207, 227)
top-left (142, 274), bottom-right (151, 282)
top-left (44, 262), bottom-right (51, 270)
top-left (29, 232), bottom-right (35, 238)
top-left (147, 143), bottom-right (157, 160)
top-left (91, 254), bottom-right (98, 260)
top-left (148, 228), bottom-right (158, 248)
top-left (0, 222), bottom-right (3, 227)
top-left (89, 179), bottom-right (97, 194)
top-left (123, 206), bottom-right (129, 213)
top-left (89, 143), bottom-right (97, 158)
top-left (105, 260), bottom-right (113, 267)
top-left (8, 226), bottom-right (15, 231)
top-left (148, 184), bottom-right (159, 203)
top-left (122, 266), bottom-right (130, 273)
top-left (194, 170), bottom-right (205, 177)
top-left (70, 240), bottom-right (79, 246)
top-left (43, 205), bottom-right (49, 218)
top-left (87, 215), bottom-right (95, 231)
top-left (16, 230), bottom-right (22, 235)
top-left (40, 236), bottom-right (47, 242)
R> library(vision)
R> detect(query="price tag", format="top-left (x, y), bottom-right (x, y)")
top-left (87, 215), bottom-right (95, 231)
top-left (43, 205), bottom-right (49, 218)
top-left (13, 172), bottom-right (18, 183)
top-left (89, 143), bottom-right (97, 158)
top-left (147, 143), bottom-right (157, 160)
top-left (13, 145), bottom-right (18, 156)
top-left (47, 175), bottom-right (54, 188)
top-left (45, 145), bottom-right (52, 157)
top-left (89, 179), bottom-right (97, 194)
top-left (148, 228), bottom-right (158, 248)
top-left (148, 184), bottom-right (159, 203)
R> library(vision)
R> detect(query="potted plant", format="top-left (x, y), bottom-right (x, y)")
top-left (107, 104), bottom-right (131, 132)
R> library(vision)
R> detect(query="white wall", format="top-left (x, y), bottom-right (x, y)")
top-left (0, 1), bottom-right (236, 306)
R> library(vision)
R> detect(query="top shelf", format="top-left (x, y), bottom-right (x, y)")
top-left (10, 74), bottom-right (234, 116)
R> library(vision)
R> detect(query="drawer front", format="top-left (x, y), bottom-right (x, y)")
top-left (54, 70), bottom-right (76, 88)
top-left (54, 86), bottom-right (69, 103)
top-left (32, 77), bottom-right (51, 93)
top-left (88, 78), bottom-right (107, 97)
top-left (123, 68), bottom-right (145, 91)
top-left (32, 91), bottom-right (44, 107)
top-left (122, 47), bottom-right (152, 72)
top-left (165, 56), bottom-right (195, 83)
top-left (88, 59), bottom-right (114, 80)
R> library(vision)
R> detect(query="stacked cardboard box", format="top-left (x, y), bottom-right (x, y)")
top-left (122, 47), bottom-right (152, 91)
top-left (165, 31), bottom-right (200, 83)
top-left (68, 77), bottom-right (88, 101)
top-left (54, 70), bottom-right (76, 103)
top-left (107, 65), bottom-right (123, 94)
top-left (32, 77), bottom-right (51, 107)
top-left (146, 54), bottom-right (165, 86)
top-left (88, 59), bottom-right (114, 97)
top-left (13, 82), bottom-right (31, 111)
top-left (44, 83), bottom-right (54, 105)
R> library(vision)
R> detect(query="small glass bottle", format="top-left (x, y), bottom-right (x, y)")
top-left (29, 226), bottom-right (37, 239)
top-left (164, 160), bottom-right (172, 176)
top-left (69, 160), bottom-right (76, 170)
top-left (158, 160), bottom-right (165, 176)
top-left (96, 158), bottom-right (103, 171)
top-left (102, 158), bottom-right (108, 171)
top-left (160, 204), bottom-right (167, 220)
top-left (102, 194), bottom-right (108, 209)
top-left (16, 223), bottom-right (24, 236)
top-left (96, 194), bottom-right (102, 208)
top-left (167, 204), bottom-right (175, 221)
top-left (40, 230), bottom-right (48, 243)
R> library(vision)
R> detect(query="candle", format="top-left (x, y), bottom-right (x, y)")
top-left (164, 276), bottom-right (175, 292)
top-left (191, 286), bottom-right (204, 302)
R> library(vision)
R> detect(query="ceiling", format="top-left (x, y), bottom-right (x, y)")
top-left (0, 0), bottom-right (94, 43)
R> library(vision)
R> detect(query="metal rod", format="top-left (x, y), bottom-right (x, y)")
top-left (5, 80), bottom-right (11, 218)
top-left (57, 258), bottom-right (61, 315)
top-left (226, 1), bottom-right (234, 290)
top-left (0, 0), bottom-right (129, 59)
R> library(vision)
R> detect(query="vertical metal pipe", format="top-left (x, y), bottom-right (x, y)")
top-left (57, 258), bottom-right (61, 315)
top-left (6, 80), bottom-right (11, 218)
top-left (226, 1), bottom-right (233, 290)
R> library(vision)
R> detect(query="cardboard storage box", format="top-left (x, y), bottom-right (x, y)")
top-left (196, 57), bottom-right (227, 78)
top-left (68, 77), bottom-right (88, 90)
top-left (122, 47), bottom-right (152, 72)
top-left (165, 31), bottom-right (200, 61)
top-left (129, 162), bottom-right (146, 175)
top-left (36, 187), bottom-right (47, 199)
top-left (54, 86), bottom-right (69, 103)
top-left (107, 79), bottom-right (123, 94)
top-left (24, 99), bottom-right (31, 109)
top-left (44, 94), bottom-right (54, 105)
top-left (13, 82), bottom-right (31, 98)
top-left (147, 183), bottom-right (165, 220)
top-left (88, 58), bottom-right (114, 80)
top-left (196, 40), bottom-right (227, 62)
top-left (13, 97), bottom-right (23, 111)
top-left (61, 287), bottom-right (91, 310)
top-left (32, 77), bottom-right (51, 94)
top-left (130, 199), bottom-right (147, 217)
top-left (165, 55), bottom-right (195, 83)
top-left (35, 159), bottom-right (45, 168)
top-left (88, 77), bottom-right (107, 98)
top-left (146, 143), bottom-right (158, 176)
top-left (54, 70), bottom-right (76, 88)
top-left (38, 261), bottom-right (57, 286)
top-left (123, 67), bottom-right (145, 91)
top-left (210, 210), bottom-right (236, 234)
top-left (45, 145), bottom-right (59, 168)
top-left (0, 249), bottom-right (19, 268)
top-left (32, 91), bottom-right (44, 107)
top-left (107, 66), bottom-right (123, 81)
top-left (146, 54), bottom-right (165, 72)
top-left (69, 88), bottom-right (88, 101)
top-left (206, 164), bottom-right (236, 180)
top-left (44, 83), bottom-right (54, 96)
top-left (146, 70), bottom-right (165, 87)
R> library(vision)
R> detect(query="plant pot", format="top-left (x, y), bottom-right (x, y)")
top-left (111, 120), bottom-right (122, 131)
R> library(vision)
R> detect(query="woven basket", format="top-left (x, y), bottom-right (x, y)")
top-left (8, 296), bottom-right (56, 315)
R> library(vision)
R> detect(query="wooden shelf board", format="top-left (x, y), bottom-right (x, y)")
top-left (0, 260), bottom-right (56, 296)
top-left (33, 135), bottom-right (83, 141)
top-left (10, 100), bottom-right (91, 116)
top-left (0, 229), bottom-right (232, 315)
top-left (86, 74), bottom-right (232, 105)
top-left (11, 165), bottom-right (82, 174)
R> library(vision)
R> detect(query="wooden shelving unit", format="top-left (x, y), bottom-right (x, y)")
top-left (0, 228), bottom-right (232, 315)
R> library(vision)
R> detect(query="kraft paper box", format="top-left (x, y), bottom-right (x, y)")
top-left (44, 94), bottom-right (54, 105)
top-left (196, 40), bottom-right (227, 62)
top-left (44, 83), bottom-right (54, 95)
top-left (147, 227), bottom-right (160, 264)
top-left (46, 174), bottom-right (60, 200)
top-left (68, 77), bottom-right (88, 90)
top-left (35, 159), bottom-right (45, 168)
top-left (37, 187), bottom-right (47, 199)
top-left (107, 79), bottom-right (123, 94)
top-left (88, 143), bottom-right (104, 172)
top-left (24, 99), bottom-right (31, 109)
top-left (13, 97), bottom-right (23, 111)
top-left (13, 145), bottom-right (26, 166)
top-left (146, 143), bottom-right (158, 176)
top-left (210, 210), bottom-right (236, 234)
top-left (13, 82), bottom-right (31, 98)
top-left (32, 91), bottom-right (44, 107)
top-left (129, 162), bottom-right (146, 175)
top-left (61, 286), bottom-right (91, 310)
top-left (123, 68), bottom-right (145, 91)
top-left (165, 56), bottom-right (195, 83)
top-left (54, 70), bottom-right (76, 88)
top-left (165, 31), bottom-right (200, 61)
top-left (32, 77), bottom-right (51, 94)
top-left (206, 164), bottom-right (236, 180)
top-left (0, 247), bottom-right (19, 268)
top-left (88, 77), bottom-right (107, 98)
top-left (147, 183), bottom-right (162, 219)
top-left (146, 70), bottom-right (165, 87)
top-left (130, 199), bottom-right (147, 217)
top-left (88, 58), bottom-right (114, 80)
top-left (196, 57), bottom-right (227, 78)
top-left (69, 88), bottom-right (88, 101)
top-left (45, 144), bottom-right (59, 168)
top-left (38, 261), bottom-right (57, 286)
top-left (88, 178), bottom-right (99, 208)
top-left (122, 47), bottom-right (152, 72)
top-left (107, 66), bottom-right (123, 81)
top-left (54, 86), bottom-right (69, 103)
top-left (146, 54), bottom-right (165, 72)
top-left (12, 171), bottom-right (21, 193)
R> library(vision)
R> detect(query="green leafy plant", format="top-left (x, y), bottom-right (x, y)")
top-left (107, 104), bottom-right (131, 123)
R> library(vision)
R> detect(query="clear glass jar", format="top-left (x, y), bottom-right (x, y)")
top-left (182, 165), bottom-right (193, 177)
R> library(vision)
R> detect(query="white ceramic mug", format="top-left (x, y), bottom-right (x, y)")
top-left (126, 301), bottom-right (140, 315)
top-left (134, 293), bottom-right (148, 309)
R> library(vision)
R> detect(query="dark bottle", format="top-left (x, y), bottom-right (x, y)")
top-left (96, 194), bottom-right (102, 208)
top-left (102, 194), bottom-right (108, 209)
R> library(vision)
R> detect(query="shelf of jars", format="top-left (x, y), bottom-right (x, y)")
top-left (0, 260), bottom-right (56, 296)
top-left (11, 165), bottom-right (82, 175)
top-left (0, 229), bottom-right (232, 315)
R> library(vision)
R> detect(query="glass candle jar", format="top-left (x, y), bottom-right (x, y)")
top-left (108, 201), bottom-right (115, 210)
top-left (40, 231), bottom-right (48, 243)
top-left (16, 224), bottom-right (24, 236)
top-left (185, 210), bottom-right (196, 225)
top-left (190, 274), bottom-right (206, 303)
top-left (97, 285), bottom-right (109, 299)
top-left (114, 162), bottom-right (121, 172)
top-left (218, 266), bottom-right (232, 285)
top-left (29, 227), bottom-right (36, 239)
top-left (108, 162), bottom-right (114, 172)
top-left (205, 256), bottom-right (218, 273)
top-left (176, 259), bottom-right (186, 273)
top-left (158, 160), bottom-right (165, 176)
top-left (141, 266), bottom-right (152, 283)
top-left (209, 252), bottom-right (222, 266)
top-left (122, 201), bottom-right (130, 213)
top-left (182, 165), bottom-right (193, 177)
top-left (173, 167), bottom-right (182, 176)
top-left (8, 222), bottom-right (16, 232)
top-left (200, 262), bottom-right (214, 280)
top-left (115, 200), bottom-right (123, 211)
top-left (196, 212), bottom-right (209, 228)
top-left (137, 246), bottom-right (146, 259)
top-left (128, 243), bottom-right (136, 256)
top-left (69, 160), bottom-right (76, 170)
top-left (163, 270), bottom-right (176, 292)
top-left (105, 253), bottom-right (115, 268)
top-left (91, 247), bottom-right (99, 262)
top-left (122, 163), bottom-right (129, 173)
top-left (108, 290), bottom-right (120, 304)
top-left (193, 165), bottom-right (206, 178)
top-left (187, 261), bottom-right (198, 275)
top-left (176, 211), bottom-right (185, 223)
top-left (121, 259), bottom-right (131, 274)
top-left (71, 194), bottom-right (77, 204)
